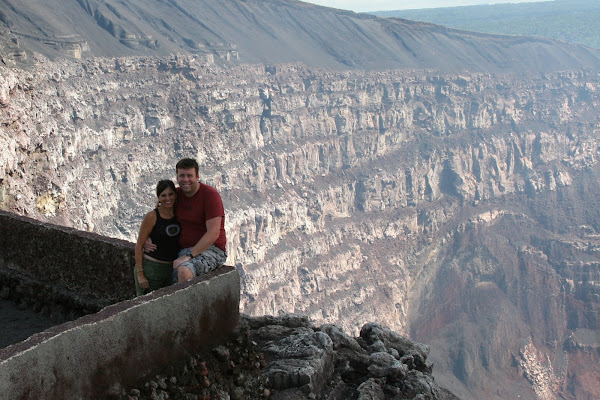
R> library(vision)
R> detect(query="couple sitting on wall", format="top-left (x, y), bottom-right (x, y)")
top-left (133, 158), bottom-right (227, 296)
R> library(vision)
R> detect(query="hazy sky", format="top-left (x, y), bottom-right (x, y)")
top-left (302, 0), bottom-right (551, 12)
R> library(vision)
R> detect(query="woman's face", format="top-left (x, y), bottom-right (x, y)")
top-left (158, 187), bottom-right (176, 208)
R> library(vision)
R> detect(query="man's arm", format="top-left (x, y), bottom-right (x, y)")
top-left (143, 237), bottom-right (157, 253)
top-left (173, 216), bottom-right (221, 268)
top-left (189, 216), bottom-right (221, 256)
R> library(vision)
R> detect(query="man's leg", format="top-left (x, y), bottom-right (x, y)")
top-left (178, 264), bottom-right (195, 282)
top-left (176, 245), bottom-right (227, 283)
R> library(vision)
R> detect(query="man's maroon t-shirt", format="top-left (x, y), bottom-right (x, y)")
top-left (176, 183), bottom-right (226, 252)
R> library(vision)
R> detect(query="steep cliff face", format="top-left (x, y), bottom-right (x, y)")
top-left (1, 58), bottom-right (600, 399)
top-left (407, 174), bottom-right (600, 399)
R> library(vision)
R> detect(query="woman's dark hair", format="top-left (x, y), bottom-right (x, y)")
top-left (156, 180), bottom-right (176, 197)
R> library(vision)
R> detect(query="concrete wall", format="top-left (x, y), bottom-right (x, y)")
top-left (0, 210), bottom-right (241, 398)
top-left (0, 266), bottom-right (240, 399)
top-left (0, 210), bottom-right (136, 319)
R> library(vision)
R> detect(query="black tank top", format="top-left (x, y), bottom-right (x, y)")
top-left (147, 209), bottom-right (181, 262)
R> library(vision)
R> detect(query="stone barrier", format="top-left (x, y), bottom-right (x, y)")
top-left (0, 210), bottom-right (241, 398)
top-left (0, 209), bottom-right (135, 311)
top-left (0, 266), bottom-right (240, 399)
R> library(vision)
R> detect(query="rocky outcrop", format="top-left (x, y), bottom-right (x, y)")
top-left (2, 57), bottom-right (600, 398)
top-left (118, 314), bottom-right (458, 400)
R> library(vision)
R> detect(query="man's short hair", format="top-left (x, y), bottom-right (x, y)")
top-left (176, 158), bottom-right (199, 174)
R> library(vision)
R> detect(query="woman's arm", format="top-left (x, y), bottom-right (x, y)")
top-left (134, 211), bottom-right (157, 290)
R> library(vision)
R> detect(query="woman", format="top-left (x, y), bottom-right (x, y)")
top-left (134, 180), bottom-right (181, 296)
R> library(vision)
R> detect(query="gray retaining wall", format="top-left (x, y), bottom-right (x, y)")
top-left (0, 266), bottom-right (240, 399)
top-left (0, 210), bottom-right (241, 398)
top-left (0, 210), bottom-right (135, 318)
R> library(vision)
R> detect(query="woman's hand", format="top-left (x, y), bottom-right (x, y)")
top-left (137, 271), bottom-right (149, 289)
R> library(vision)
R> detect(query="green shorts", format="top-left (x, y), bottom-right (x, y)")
top-left (134, 258), bottom-right (173, 296)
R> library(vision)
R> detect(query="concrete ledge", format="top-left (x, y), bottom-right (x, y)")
top-left (0, 266), bottom-right (240, 399)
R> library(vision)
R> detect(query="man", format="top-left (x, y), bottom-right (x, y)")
top-left (146, 158), bottom-right (227, 282)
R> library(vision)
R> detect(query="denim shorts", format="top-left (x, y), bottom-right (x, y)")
top-left (174, 245), bottom-right (227, 281)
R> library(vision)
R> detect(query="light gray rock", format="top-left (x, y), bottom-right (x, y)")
top-left (263, 331), bottom-right (334, 395)
top-left (368, 352), bottom-right (408, 378)
top-left (357, 378), bottom-right (386, 400)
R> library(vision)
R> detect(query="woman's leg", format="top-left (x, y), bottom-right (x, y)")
top-left (142, 259), bottom-right (172, 293)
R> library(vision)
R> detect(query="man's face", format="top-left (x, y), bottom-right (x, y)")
top-left (177, 167), bottom-right (199, 196)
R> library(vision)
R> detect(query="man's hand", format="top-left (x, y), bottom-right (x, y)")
top-left (144, 237), bottom-right (157, 253)
top-left (173, 254), bottom-right (191, 269)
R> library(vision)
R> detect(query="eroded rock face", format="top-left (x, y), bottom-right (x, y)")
top-left (1, 58), bottom-right (600, 399)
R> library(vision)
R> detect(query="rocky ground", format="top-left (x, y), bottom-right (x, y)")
top-left (117, 314), bottom-right (459, 400)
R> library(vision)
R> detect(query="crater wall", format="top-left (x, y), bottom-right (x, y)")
top-left (2, 58), bottom-right (600, 399)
